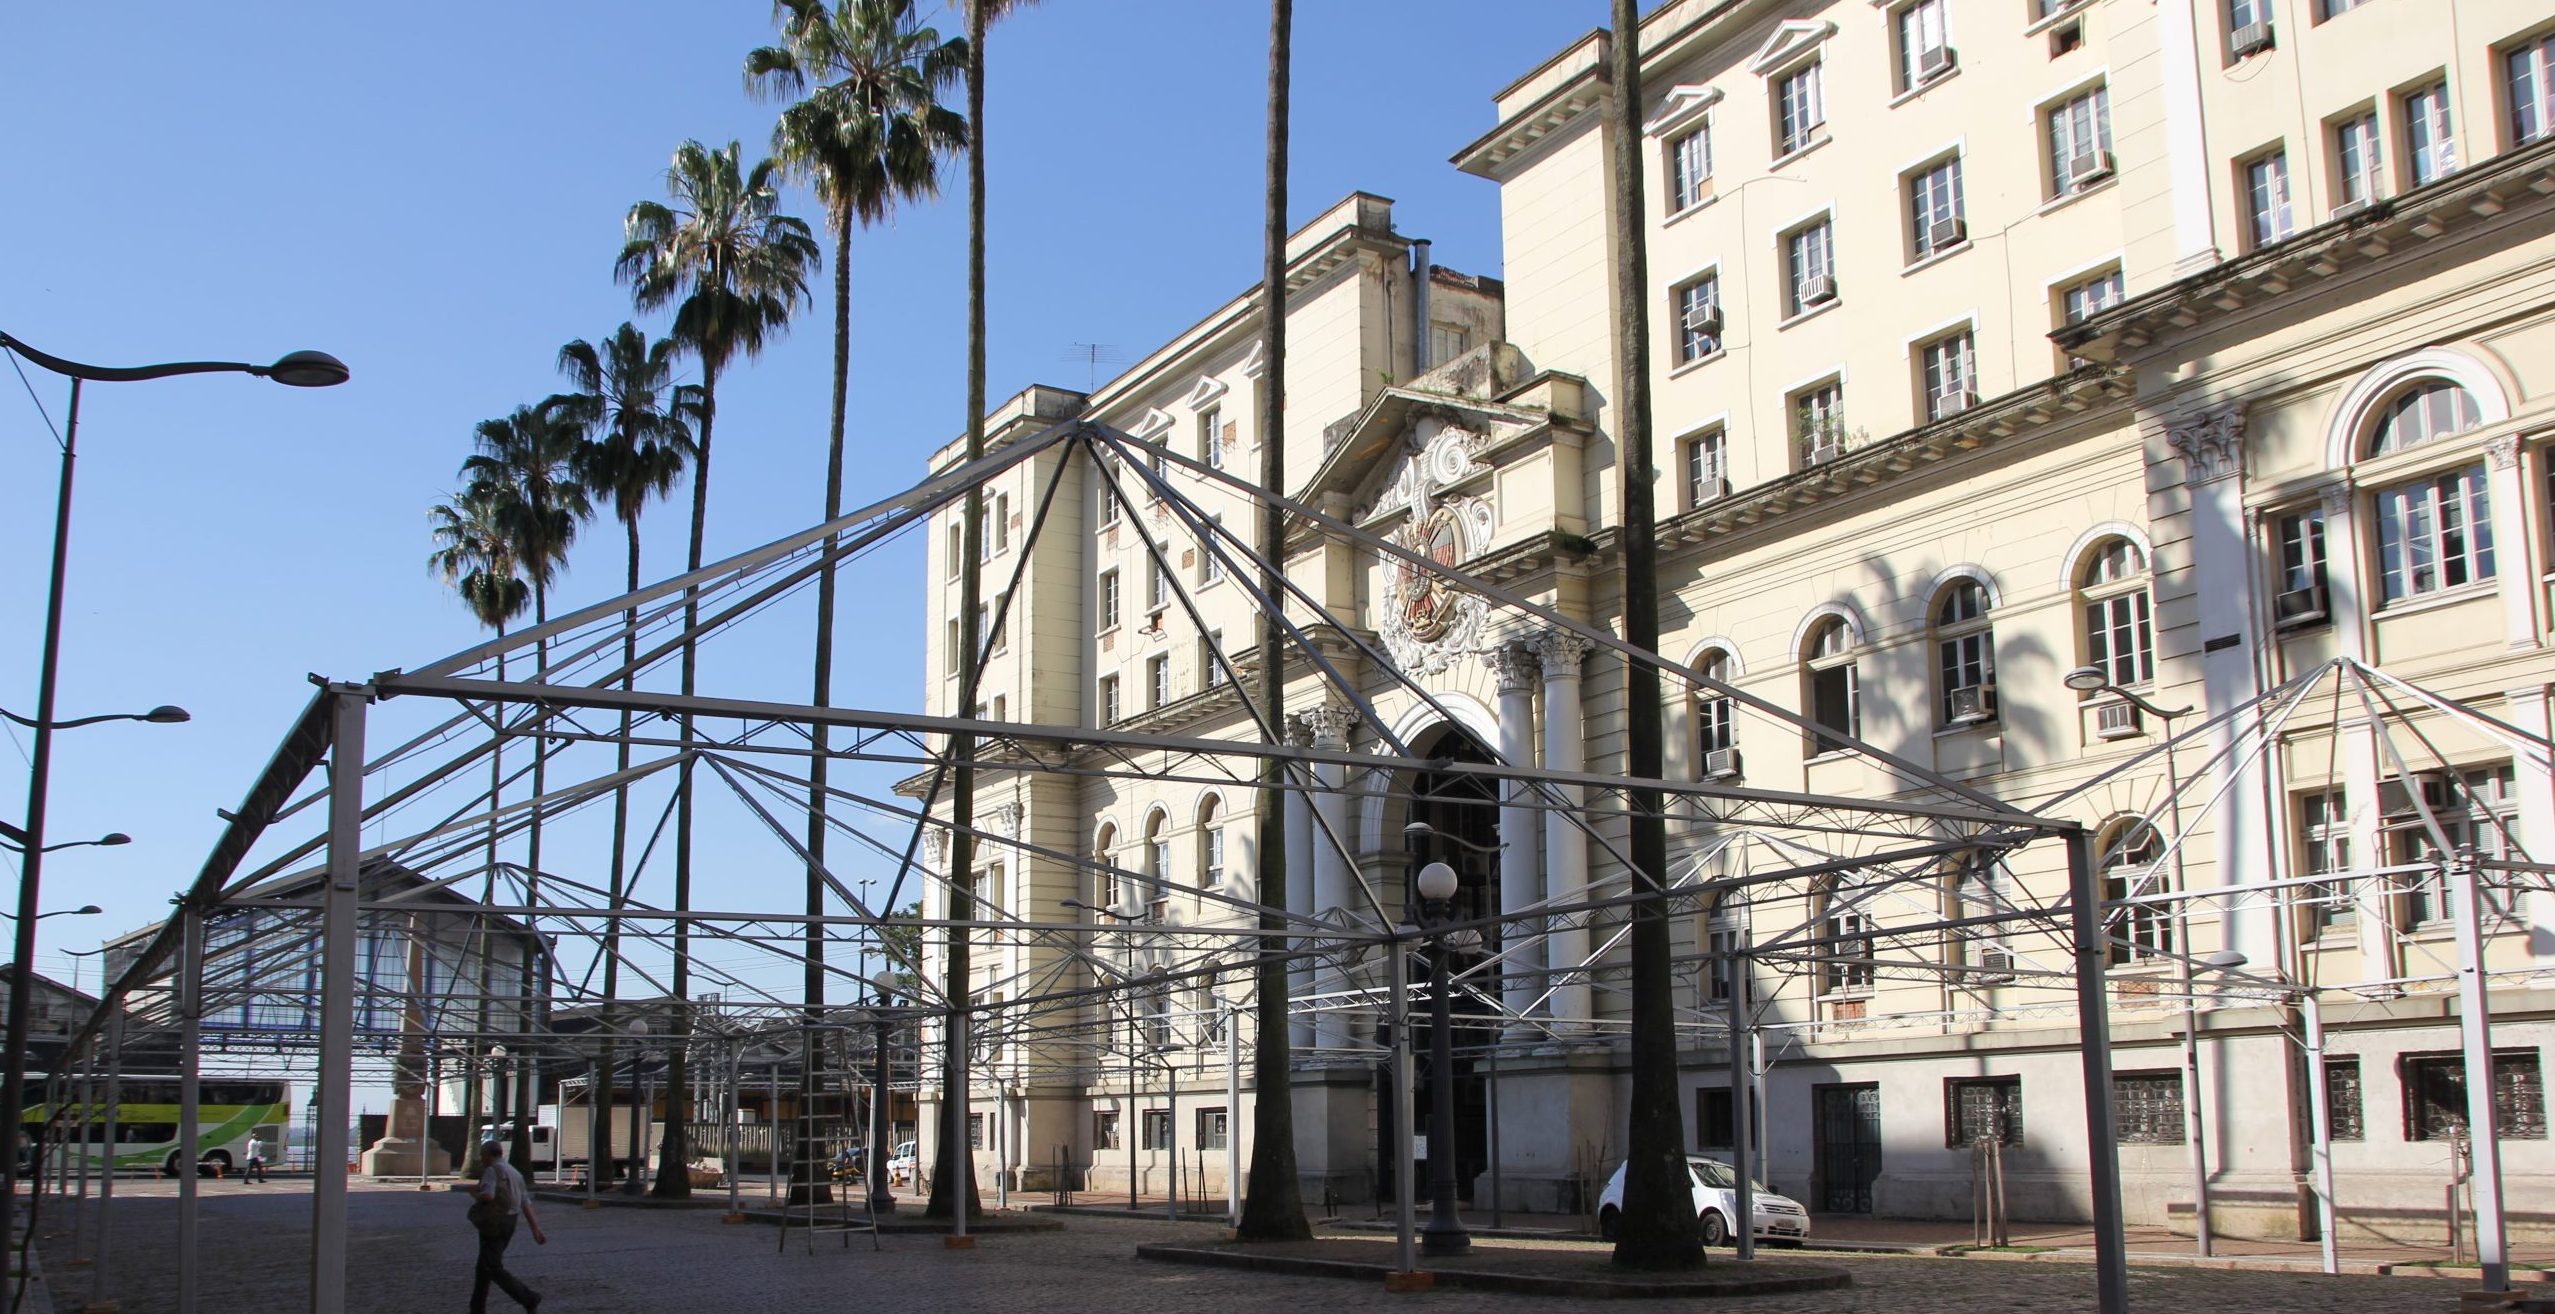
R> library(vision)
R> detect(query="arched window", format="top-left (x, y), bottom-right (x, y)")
top-left (2098, 819), bottom-right (2170, 966)
top-left (1093, 822), bottom-right (1119, 909)
top-left (1144, 811), bottom-right (1173, 923)
top-left (1695, 648), bottom-right (1739, 775)
top-left (1802, 617), bottom-right (1858, 755)
top-left (1197, 797), bottom-right (1226, 890)
top-left (1934, 579), bottom-right (1997, 726)
top-left (2079, 539), bottom-right (2153, 688)
top-left (2368, 380), bottom-right (2483, 456)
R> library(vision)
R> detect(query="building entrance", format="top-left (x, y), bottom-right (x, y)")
top-left (1376, 725), bottom-right (1498, 1204)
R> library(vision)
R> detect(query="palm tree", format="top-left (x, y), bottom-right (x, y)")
top-left (554, 323), bottom-right (702, 1196)
top-left (1237, 0), bottom-right (1313, 1244)
top-left (1605, 0), bottom-right (1702, 1271)
top-left (426, 486), bottom-right (529, 1148)
top-left (617, 137), bottom-right (819, 1194)
top-left (746, 0), bottom-right (965, 1206)
top-left (461, 401), bottom-right (592, 1174)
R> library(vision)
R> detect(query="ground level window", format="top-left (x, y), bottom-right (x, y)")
top-left (1696, 1086), bottom-right (1760, 1152)
top-left (1945, 1076), bottom-right (2022, 1147)
top-left (2113, 1071), bottom-right (2184, 1144)
top-left (1141, 1109), bottom-right (1173, 1150)
top-left (1094, 1110), bottom-right (1121, 1151)
top-left (967, 1113), bottom-right (985, 1150)
top-left (1195, 1107), bottom-right (1228, 1151)
top-left (2403, 1051), bottom-right (2546, 1141)
top-left (2324, 1057), bottom-right (2364, 1141)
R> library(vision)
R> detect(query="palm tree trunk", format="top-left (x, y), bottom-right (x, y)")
top-left (927, 0), bottom-right (990, 1223)
top-left (796, 204), bottom-right (855, 1204)
top-left (1605, 0), bottom-right (1700, 1271)
top-left (672, 362), bottom-right (717, 1194)
top-left (630, 514), bottom-right (690, 1197)
top-left (1237, 0), bottom-right (1310, 1243)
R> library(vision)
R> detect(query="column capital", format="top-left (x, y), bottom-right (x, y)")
top-left (1301, 702), bottom-right (1359, 750)
top-left (2318, 480), bottom-right (2352, 519)
top-left (1283, 712), bottom-right (1316, 748)
top-left (1482, 641), bottom-right (1541, 694)
top-left (2165, 401), bottom-right (2247, 486)
top-left (1527, 629), bottom-right (1595, 680)
top-left (2487, 432), bottom-right (2522, 472)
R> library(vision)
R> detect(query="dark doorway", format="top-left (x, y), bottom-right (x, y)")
top-left (1813, 1083), bottom-right (1882, 1214)
top-left (1378, 725), bottom-right (1499, 1205)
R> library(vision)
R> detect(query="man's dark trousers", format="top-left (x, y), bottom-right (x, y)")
top-left (472, 1218), bottom-right (539, 1313)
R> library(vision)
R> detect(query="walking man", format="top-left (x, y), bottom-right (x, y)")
top-left (243, 1134), bottom-right (267, 1184)
top-left (466, 1140), bottom-right (545, 1312)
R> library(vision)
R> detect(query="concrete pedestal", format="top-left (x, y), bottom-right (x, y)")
top-left (1292, 1066), bottom-right (1377, 1208)
top-left (1471, 1046), bottom-right (1616, 1215)
top-left (360, 1094), bottom-right (453, 1177)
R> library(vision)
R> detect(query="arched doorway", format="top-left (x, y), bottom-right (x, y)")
top-left (1375, 724), bottom-right (1499, 1204)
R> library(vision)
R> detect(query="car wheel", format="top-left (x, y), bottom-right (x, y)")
top-left (1699, 1210), bottom-right (1729, 1247)
top-left (163, 1151), bottom-right (183, 1179)
top-left (1597, 1205), bottom-right (1620, 1241)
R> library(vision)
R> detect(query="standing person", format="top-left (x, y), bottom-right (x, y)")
top-left (465, 1140), bottom-right (546, 1313)
top-left (243, 1134), bottom-right (267, 1184)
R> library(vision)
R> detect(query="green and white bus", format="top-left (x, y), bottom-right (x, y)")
top-left (26, 1077), bottom-right (291, 1177)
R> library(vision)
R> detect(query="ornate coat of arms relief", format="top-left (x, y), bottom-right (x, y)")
top-left (1367, 419), bottom-right (1496, 676)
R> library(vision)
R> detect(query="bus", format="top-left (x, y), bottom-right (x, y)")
top-left (24, 1077), bottom-right (291, 1178)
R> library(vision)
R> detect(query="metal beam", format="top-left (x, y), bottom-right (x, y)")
top-left (310, 690), bottom-right (365, 1314)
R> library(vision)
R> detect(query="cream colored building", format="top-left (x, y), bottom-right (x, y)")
top-left (914, 0), bottom-right (2555, 1242)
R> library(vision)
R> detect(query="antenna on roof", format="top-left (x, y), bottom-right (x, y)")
top-left (1062, 342), bottom-right (1127, 391)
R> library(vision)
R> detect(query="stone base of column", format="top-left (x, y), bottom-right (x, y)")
top-left (1291, 1067), bottom-right (1378, 1208)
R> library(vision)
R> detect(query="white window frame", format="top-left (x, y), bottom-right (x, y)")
top-left (2062, 267), bottom-right (2126, 325)
top-left (1803, 617), bottom-right (1859, 755)
top-left (1098, 568), bottom-right (1121, 631)
top-left (1673, 272), bottom-right (1721, 364)
top-left (2403, 80), bottom-right (2456, 187)
top-left (1775, 60), bottom-right (1826, 157)
top-left (1894, 0), bottom-right (1952, 94)
top-left (2080, 539), bottom-right (2154, 688)
top-left (2509, 33), bottom-right (2555, 147)
top-left (1147, 653), bottom-right (1171, 710)
top-left (1920, 330), bottom-right (1977, 420)
top-left (1684, 427), bottom-right (1728, 507)
top-left (1794, 379), bottom-right (1846, 465)
top-left (2243, 147), bottom-right (2297, 250)
top-left (2335, 111), bottom-right (2383, 208)
top-left (1908, 155), bottom-right (1965, 260)
top-left (1784, 219), bottom-right (1835, 318)
top-left (2375, 464), bottom-right (2495, 603)
top-left (1668, 123), bottom-right (1713, 214)
top-left (1097, 674), bottom-right (1120, 727)
top-left (2047, 85), bottom-right (2114, 195)
top-left (1934, 579), bottom-right (1996, 725)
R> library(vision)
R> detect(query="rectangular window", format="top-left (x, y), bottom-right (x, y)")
top-left (993, 493), bottom-right (1010, 553)
top-left (1922, 331), bottom-right (1978, 420)
top-left (2300, 789), bottom-right (2355, 936)
top-left (2375, 464), bottom-right (2495, 602)
top-left (1200, 629), bottom-right (1224, 688)
top-left (1945, 1076), bottom-right (2023, 1147)
top-left (1776, 61), bottom-right (1826, 156)
top-left (1785, 220), bottom-right (1836, 317)
top-left (1141, 1109), bottom-right (1172, 1151)
top-left (2277, 507), bottom-right (2328, 596)
top-left (2114, 1071), bottom-right (2186, 1144)
top-left (946, 523), bottom-right (962, 579)
top-left (1195, 1107), bottom-right (1228, 1151)
top-left (1673, 274), bottom-right (1721, 364)
top-left (967, 1113), bottom-right (985, 1150)
top-left (1705, 923), bottom-right (1741, 1001)
top-left (1097, 469), bottom-right (1122, 527)
top-left (1685, 428), bottom-right (1727, 506)
top-left (1201, 515), bottom-right (1225, 583)
top-left (2325, 1057), bottom-right (2364, 1140)
top-left (1795, 381), bottom-right (1846, 466)
top-left (2048, 85), bottom-right (2114, 194)
top-left (2228, 0), bottom-right (2270, 30)
top-left (2335, 112), bottom-right (2383, 208)
top-left (2404, 1051), bottom-right (2547, 1141)
top-left (1147, 654), bottom-right (1170, 709)
top-left (1428, 322), bottom-right (1470, 366)
top-left (2403, 81), bottom-right (2456, 186)
top-left (2244, 149), bottom-right (2297, 249)
top-left (1147, 556), bottom-right (1170, 611)
top-left (1098, 569), bottom-right (1120, 629)
top-left (1204, 826), bottom-right (1225, 888)
top-left (2063, 267), bottom-right (2126, 326)
top-left (1146, 438), bottom-right (1169, 484)
top-left (1094, 1110), bottom-right (1121, 1151)
top-left (2319, 0), bottom-right (2373, 16)
top-left (1696, 653), bottom-right (1737, 760)
top-left (1909, 156), bottom-right (1966, 259)
top-left (2387, 764), bottom-right (2516, 924)
top-left (1821, 909), bottom-right (1874, 993)
top-left (1668, 124), bottom-right (1713, 213)
top-left (1896, 0), bottom-right (1951, 93)
top-left (1695, 1086), bottom-right (1760, 1151)
top-left (1199, 405), bottom-right (1223, 472)
top-left (2511, 35), bottom-right (2555, 146)
top-left (1097, 674), bottom-right (1120, 727)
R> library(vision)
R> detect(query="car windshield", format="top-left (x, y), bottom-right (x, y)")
top-left (1689, 1159), bottom-right (1772, 1194)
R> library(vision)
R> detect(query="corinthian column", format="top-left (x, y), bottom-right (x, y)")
top-left (1302, 703), bottom-right (1360, 1050)
top-left (1484, 642), bottom-right (1544, 1035)
top-left (1530, 630), bottom-right (1594, 1030)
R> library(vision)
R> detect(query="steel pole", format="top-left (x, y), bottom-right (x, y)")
top-left (1165, 1054), bottom-right (1179, 1221)
top-left (1420, 912), bottom-right (1468, 1255)
top-left (90, 1005), bottom-right (120, 1314)
top-left (725, 1044), bottom-right (741, 1219)
top-left (176, 904), bottom-right (203, 1314)
top-left (771, 1062), bottom-right (784, 1205)
top-left (1487, 1040), bottom-right (1503, 1230)
top-left (2065, 828), bottom-right (2131, 1314)
top-left (871, 1010), bottom-right (893, 1213)
top-left (1390, 934), bottom-right (1415, 1274)
top-left (309, 690), bottom-right (366, 1314)
top-left (585, 1061), bottom-right (599, 1207)
top-left (2301, 990), bottom-right (2338, 1275)
top-left (0, 377), bottom-right (81, 1260)
top-left (1225, 1002), bottom-right (1240, 1227)
top-left (2448, 848), bottom-right (2508, 1291)
top-left (1730, 939), bottom-right (1754, 1261)
top-left (2160, 731), bottom-right (2212, 1258)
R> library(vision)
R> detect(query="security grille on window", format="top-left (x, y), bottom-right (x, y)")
top-left (1803, 616), bottom-right (1858, 754)
top-left (1196, 1108), bottom-right (1228, 1151)
top-left (1141, 1109), bottom-right (1172, 1150)
top-left (1922, 331), bottom-right (1977, 420)
top-left (2064, 268), bottom-right (2125, 325)
top-left (1668, 124), bottom-right (1713, 213)
top-left (1776, 61), bottom-right (1825, 156)
top-left (2100, 821), bottom-right (2173, 965)
top-left (2274, 507), bottom-right (2328, 626)
top-left (2299, 789), bottom-right (2354, 936)
top-left (1674, 275), bottom-right (1721, 364)
top-left (1786, 221), bottom-right (1836, 316)
top-left (1946, 1076), bottom-right (2022, 1147)
top-left (967, 1113), bottom-right (985, 1150)
top-left (1147, 654), bottom-right (1170, 710)
top-left (2324, 1057), bottom-right (2364, 1140)
top-left (2080, 538), bottom-right (2154, 687)
top-left (2511, 35), bottom-right (2555, 146)
top-left (1909, 157), bottom-right (1965, 260)
top-left (1094, 1110), bottom-right (1121, 1151)
top-left (1895, 0), bottom-right (1951, 92)
top-left (1935, 579), bottom-right (1995, 723)
top-left (2114, 1072), bottom-right (2186, 1144)
top-left (2404, 1050), bottom-right (2547, 1141)
top-left (1795, 380), bottom-right (1845, 464)
top-left (2375, 465), bottom-right (2494, 602)
top-left (1686, 429), bottom-right (1728, 505)
top-left (2245, 149), bottom-right (2296, 249)
top-left (2048, 86), bottom-right (2114, 193)
top-left (2335, 113), bottom-right (2382, 210)
top-left (2404, 82), bottom-right (2455, 185)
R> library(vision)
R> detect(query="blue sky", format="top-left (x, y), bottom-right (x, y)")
top-left (0, 2), bottom-right (1605, 1013)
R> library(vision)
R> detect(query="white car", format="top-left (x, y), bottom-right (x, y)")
top-left (1595, 1155), bottom-right (1811, 1247)
top-left (885, 1140), bottom-right (917, 1185)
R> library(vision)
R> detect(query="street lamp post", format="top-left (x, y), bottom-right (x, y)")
top-left (624, 1020), bottom-right (650, 1195)
top-left (2063, 664), bottom-right (2210, 1257)
top-left (0, 331), bottom-right (343, 1254)
top-left (1414, 861), bottom-right (1471, 1257)
top-left (869, 973), bottom-right (897, 1216)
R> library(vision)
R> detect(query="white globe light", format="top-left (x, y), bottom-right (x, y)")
top-left (1415, 861), bottom-right (1459, 902)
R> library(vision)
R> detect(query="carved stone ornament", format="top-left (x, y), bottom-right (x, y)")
top-left (1528, 629), bottom-right (1594, 681)
top-left (2487, 432), bottom-right (2521, 472)
top-left (1368, 420), bottom-right (1497, 677)
top-left (2165, 402), bottom-right (2247, 486)
top-left (924, 830), bottom-right (949, 869)
top-left (989, 802), bottom-right (1023, 840)
top-left (2318, 481), bottom-right (2351, 519)
top-left (1300, 702), bottom-right (1360, 750)
top-left (1482, 642), bottom-right (1540, 694)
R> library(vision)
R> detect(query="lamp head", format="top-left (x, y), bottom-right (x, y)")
top-left (2199, 950), bottom-right (2250, 971)
top-left (72, 905), bottom-right (101, 916)
top-left (145, 705), bottom-right (191, 724)
top-left (262, 350), bottom-right (350, 388)
top-left (1403, 821), bottom-right (1434, 841)
top-left (2063, 665), bottom-right (2112, 693)
top-left (98, 834), bottom-right (131, 847)
top-left (1415, 861), bottom-right (1459, 903)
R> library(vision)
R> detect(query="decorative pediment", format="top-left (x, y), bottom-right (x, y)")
top-left (1645, 84), bottom-right (1722, 138)
top-left (1360, 419), bottom-right (1492, 526)
top-left (1129, 407), bottom-right (1175, 440)
top-left (1239, 339), bottom-right (1267, 379)
top-left (1747, 18), bottom-right (1835, 75)
top-left (1182, 375), bottom-right (1229, 411)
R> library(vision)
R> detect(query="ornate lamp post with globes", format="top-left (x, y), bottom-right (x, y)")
top-left (1414, 860), bottom-right (1472, 1256)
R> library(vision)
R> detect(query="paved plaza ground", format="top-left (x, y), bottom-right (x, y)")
top-left (22, 1178), bottom-right (2508, 1313)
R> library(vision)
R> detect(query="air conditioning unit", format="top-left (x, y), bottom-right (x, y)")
top-left (1917, 44), bottom-right (1957, 82)
top-left (1694, 312), bottom-right (1725, 339)
top-left (1926, 216), bottom-right (1968, 251)
top-left (2069, 148), bottom-right (2116, 189)
top-left (1975, 945), bottom-right (2015, 983)
top-left (1948, 684), bottom-right (1998, 725)
top-left (2331, 197), bottom-right (2372, 221)
top-left (2379, 769), bottom-right (2453, 821)
top-left (2229, 20), bottom-right (2275, 59)
top-left (1697, 476), bottom-right (1732, 502)
top-left (1703, 747), bottom-right (1743, 780)
top-left (1800, 274), bottom-right (1838, 307)
top-left (2273, 583), bottom-right (2329, 628)
top-left (2094, 699), bottom-right (2142, 740)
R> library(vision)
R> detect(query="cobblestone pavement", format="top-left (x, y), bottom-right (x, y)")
top-left (33, 1180), bottom-right (2481, 1313)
